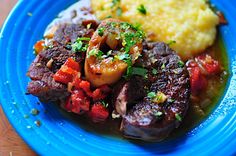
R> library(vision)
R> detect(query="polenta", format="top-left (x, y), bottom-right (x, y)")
top-left (91, 0), bottom-right (219, 59)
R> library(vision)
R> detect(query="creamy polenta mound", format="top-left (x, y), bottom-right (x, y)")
top-left (91, 0), bottom-right (219, 59)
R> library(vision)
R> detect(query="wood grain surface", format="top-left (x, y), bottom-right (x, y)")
top-left (0, 0), bottom-right (37, 155)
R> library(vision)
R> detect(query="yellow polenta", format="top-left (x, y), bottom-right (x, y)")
top-left (91, 0), bottom-right (219, 59)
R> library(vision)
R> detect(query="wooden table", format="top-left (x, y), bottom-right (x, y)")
top-left (0, 0), bottom-right (37, 155)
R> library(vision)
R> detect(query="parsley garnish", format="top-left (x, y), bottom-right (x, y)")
top-left (111, 0), bottom-right (120, 7)
top-left (31, 108), bottom-right (39, 116)
top-left (98, 27), bottom-right (105, 36)
top-left (101, 101), bottom-right (109, 108)
top-left (178, 60), bottom-right (185, 68)
top-left (71, 37), bottom-right (90, 53)
top-left (175, 113), bottom-right (182, 121)
top-left (131, 67), bottom-right (147, 77)
top-left (167, 40), bottom-right (176, 46)
top-left (154, 111), bottom-right (163, 117)
top-left (116, 7), bottom-right (122, 16)
top-left (161, 63), bottom-right (166, 69)
top-left (88, 49), bottom-right (104, 59)
top-left (137, 4), bottom-right (147, 15)
top-left (152, 68), bottom-right (158, 75)
top-left (147, 92), bottom-right (156, 99)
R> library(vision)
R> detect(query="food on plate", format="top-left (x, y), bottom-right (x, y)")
top-left (91, 0), bottom-right (219, 60)
top-left (85, 18), bottom-right (144, 87)
top-left (26, 0), bottom-right (228, 141)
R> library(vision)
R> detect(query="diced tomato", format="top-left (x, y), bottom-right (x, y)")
top-left (72, 76), bottom-right (82, 89)
top-left (53, 58), bottom-right (81, 84)
top-left (188, 66), bottom-right (208, 95)
top-left (53, 70), bottom-right (74, 84)
top-left (79, 80), bottom-right (92, 94)
top-left (34, 40), bottom-right (45, 54)
top-left (64, 90), bottom-right (90, 114)
top-left (92, 85), bottom-right (111, 101)
top-left (196, 54), bottom-right (221, 75)
top-left (63, 58), bottom-right (80, 71)
top-left (89, 103), bottom-right (109, 123)
top-left (71, 90), bottom-right (90, 113)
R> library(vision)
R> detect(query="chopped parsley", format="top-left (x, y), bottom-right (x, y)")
top-left (175, 113), bottom-right (182, 121)
top-left (30, 108), bottom-right (39, 116)
top-left (98, 27), bottom-right (105, 36)
top-left (27, 12), bottom-right (33, 16)
top-left (147, 92), bottom-right (156, 99)
top-left (161, 63), bottom-right (166, 69)
top-left (131, 67), bottom-right (147, 77)
top-left (114, 53), bottom-right (129, 60)
top-left (116, 7), bottom-right (122, 16)
top-left (167, 40), bottom-right (176, 46)
top-left (178, 60), bottom-right (185, 68)
top-left (111, 0), bottom-right (120, 7)
top-left (137, 4), bottom-right (147, 15)
top-left (71, 37), bottom-right (90, 53)
top-left (88, 49), bottom-right (104, 59)
top-left (152, 68), bottom-right (158, 75)
top-left (101, 101), bottom-right (109, 108)
top-left (154, 111), bottom-right (163, 117)
top-left (147, 91), bottom-right (167, 104)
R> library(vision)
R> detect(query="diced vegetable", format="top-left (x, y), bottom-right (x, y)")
top-left (53, 58), bottom-right (80, 84)
top-left (34, 40), bottom-right (45, 54)
top-left (64, 90), bottom-right (90, 114)
top-left (89, 103), bottom-right (109, 122)
top-left (196, 54), bottom-right (221, 75)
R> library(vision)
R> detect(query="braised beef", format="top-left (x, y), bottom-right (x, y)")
top-left (27, 23), bottom-right (91, 103)
top-left (112, 76), bottom-right (146, 116)
top-left (121, 42), bottom-right (190, 141)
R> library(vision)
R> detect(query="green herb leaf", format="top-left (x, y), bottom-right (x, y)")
top-left (101, 101), bottom-right (109, 108)
top-left (167, 40), bottom-right (176, 46)
top-left (88, 49), bottom-right (104, 59)
top-left (116, 7), bottom-right (122, 16)
top-left (98, 27), bottom-right (105, 36)
top-left (161, 63), bottom-right (166, 69)
top-left (178, 60), bottom-right (185, 68)
top-left (152, 68), bottom-right (158, 75)
top-left (147, 92), bottom-right (156, 99)
top-left (111, 0), bottom-right (120, 7)
top-left (76, 37), bottom-right (90, 42)
top-left (31, 108), bottom-right (39, 116)
top-left (137, 4), bottom-right (147, 15)
top-left (131, 67), bottom-right (147, 77)
top-left (71, 37), bottom-right (90, 53)
top-left (154, 111), bottom-right (163, 117)
top-left (175, 113), bottom-right (182, 121)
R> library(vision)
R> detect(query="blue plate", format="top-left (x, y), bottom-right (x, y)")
top-left (0, 0), bottom-right (236, 155)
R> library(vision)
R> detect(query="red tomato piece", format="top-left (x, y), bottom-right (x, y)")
top-left (189, 66), bottom-right (208, 95)
top-left (34, 40), bottom-right (45, 54)
top-left (71, 90), bottom-right (90, 114)
top-left (63, 58), bottom-right (80, 71)
top-left (196, 54), bottom-right (221, 75)
top-left (89, 103), bottom-right (109, 123)
top-left (53, 70), bottom-right (74, 84)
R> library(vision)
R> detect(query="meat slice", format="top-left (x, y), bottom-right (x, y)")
top-left (53, 21), bottom-right (97, 45)
top-left (27, 23), bottom-right (92, 103)
top-left (112, 76), bottom-right (146, 116)
top-left (27, 44), bottom-right (76, 103)
top-left (121, 42), bottom-right (190, 141)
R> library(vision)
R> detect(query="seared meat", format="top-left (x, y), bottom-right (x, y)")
top-left (121, 42), bottom-right (190, 141)
top-left (27, 23), bottom-right (93, 103)
top-left (112, 76), bottom-right (146, 116)
top-left (27, 44), bottom-right (75, 103)
top-left (53, 21), bottom-right (97, 45)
